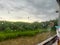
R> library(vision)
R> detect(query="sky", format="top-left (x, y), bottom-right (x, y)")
top-left (0, 0), bottom-right (59, 22)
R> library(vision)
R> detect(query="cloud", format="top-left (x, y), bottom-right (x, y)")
top-left (0, 0), bottom-right (58, 22)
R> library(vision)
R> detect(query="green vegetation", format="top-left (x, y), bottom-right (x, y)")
top-left (0, 29), bottom-right (47, 41)
top-left (0, 20), bottom-right (57, 41)
top-left (0, 20), bottom-right (57, 31)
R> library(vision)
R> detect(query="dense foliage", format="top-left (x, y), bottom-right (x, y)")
top-left (0, 20), bottom-right (57, 31)
top-left (0, 21), bottom-right (45, 31)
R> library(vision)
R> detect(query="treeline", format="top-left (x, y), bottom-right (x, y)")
top-left (0, 20), bottom-right (58, 31)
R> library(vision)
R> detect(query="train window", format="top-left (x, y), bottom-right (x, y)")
top-left (0, 0), bottom-right (59, 45)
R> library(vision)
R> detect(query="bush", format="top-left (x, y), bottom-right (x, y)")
top-left (4, 27), bottom-right (13, 33)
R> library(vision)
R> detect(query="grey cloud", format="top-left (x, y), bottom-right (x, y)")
top-left (26, 0), bottom-right (57, 14)
top-left (0, 0), bottom-right (58, 21)
top-left (0, 0), bottom-right (57, 13)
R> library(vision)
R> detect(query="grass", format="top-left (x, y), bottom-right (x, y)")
top-left (0, 31), bottom-right (56, 45)
top-left (0, 29), bottom-right (56, 45)
top-left (0, 29), bottom-right (48, 41)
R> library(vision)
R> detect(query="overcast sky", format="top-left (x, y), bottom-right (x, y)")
top-left (0, 0), bottom-right (59, 22)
